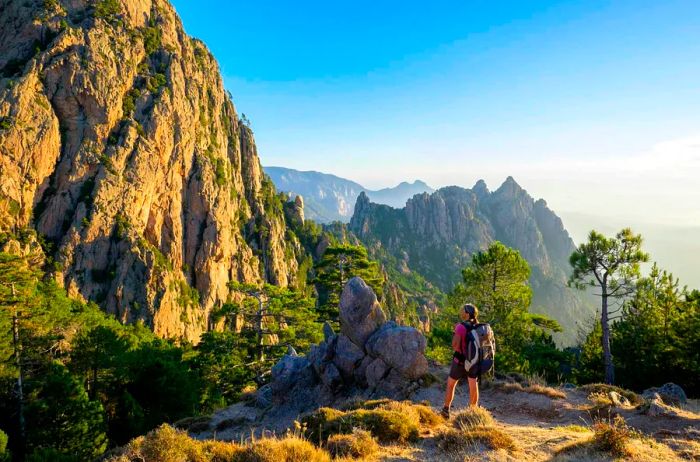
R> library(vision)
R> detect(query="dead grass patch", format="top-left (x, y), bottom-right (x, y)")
top-left (435, 427), bottom-right (517, 454)
top-left (326, 429), bottom-right (379, 459)
top-left (452, 406), bottom-right (495, 429)
top-left (489, 380), bottom-right (566, 399)
top-left (104, 424), bottom-right (332, 462)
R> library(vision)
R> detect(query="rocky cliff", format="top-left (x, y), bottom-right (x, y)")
top-left (0, 0), bottom-right (306, 342)
top-left (349, 177), bottom-right (595, 343)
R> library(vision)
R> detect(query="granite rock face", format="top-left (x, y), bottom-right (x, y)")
top-left (269, 277), bottom-right (428, 404)
top-left (339, 277), bottom-right (387, 347)
top-left (0, 0), bottom-right (306, 342)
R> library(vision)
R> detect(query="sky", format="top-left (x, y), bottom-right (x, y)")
top-left (170, 0), bottom-right (700, 229)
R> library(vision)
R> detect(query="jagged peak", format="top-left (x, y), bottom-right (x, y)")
top-left (495, 175), bottom-right (525, 196)
top-left (472, 179), bottom-right (490, 197)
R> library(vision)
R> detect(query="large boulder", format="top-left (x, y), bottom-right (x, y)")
top-left (339, 277), bottom-right (387, 347)
top-left (333, 334), bottom-right (366, 379)
top-left (365, 322), bottom-right (428, 379)
top-left (642, 383), bottom-right (687, 406)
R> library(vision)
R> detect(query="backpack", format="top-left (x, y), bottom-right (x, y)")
top-left (461, 322), bottom-right (496, 378)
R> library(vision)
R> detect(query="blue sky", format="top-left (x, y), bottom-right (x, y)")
top-left (171, 0), bottom-right (700, 227)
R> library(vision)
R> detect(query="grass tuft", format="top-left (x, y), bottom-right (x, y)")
top-left (325, 429), bottom-right (379, 459)
top-left (436, 427), bottom-right (517, 454)
top-left (452, 406), bottom-right (495, 429)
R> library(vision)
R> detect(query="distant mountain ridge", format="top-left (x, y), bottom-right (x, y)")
top-left (348, 177), bottom-right (595, 344)
top-left (264, 166), bottom-right (433, 223)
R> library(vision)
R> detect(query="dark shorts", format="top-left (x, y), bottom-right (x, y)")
top-left (449, 360), bottom-right (478, 380)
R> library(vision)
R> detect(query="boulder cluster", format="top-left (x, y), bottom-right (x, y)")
top-left (268, 277), bottom-right (429, 407)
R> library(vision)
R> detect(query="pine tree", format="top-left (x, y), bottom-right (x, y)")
top-left (569, 228), bottom-right (648, 384)
top-left (313, 244), bottom-right (384, 323)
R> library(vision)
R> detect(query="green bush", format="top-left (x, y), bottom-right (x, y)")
top-left (94, 0), bottom-right (121, 20)
top-left (0, 429), bottom-right (9, 462)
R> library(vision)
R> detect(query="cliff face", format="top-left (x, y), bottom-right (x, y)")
top-left (349, 178), bottom-right (594, 343)
top-left (0, 0), bottom-right (303, 342)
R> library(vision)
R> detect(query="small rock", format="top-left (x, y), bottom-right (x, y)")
top-left (287, 345), bottom-right (297, 356)
top-left (641, 393), bottom-right (681, 417)
top-left (642, 383), bottom-right (687, 406)
top-left (562, 383), bottom-right (577, 389)
top-left (339, 277), bottom-right (387, 347)
top-left (609, 391), bottom-right (631, 407)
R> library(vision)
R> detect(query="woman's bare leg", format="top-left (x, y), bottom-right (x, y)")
top-left (444, 377), bottom-right (459, 409)
top-left (468, 377), bottom-right (479, 406)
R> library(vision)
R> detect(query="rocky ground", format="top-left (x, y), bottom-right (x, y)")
top-left (186, 369), bottom-right (699, 461)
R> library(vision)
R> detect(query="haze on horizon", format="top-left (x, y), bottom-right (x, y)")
top-left (170, 1), bottom-right (700, 227)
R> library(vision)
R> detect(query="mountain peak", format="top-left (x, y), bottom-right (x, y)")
top-left (472, 179), bottom-right (490, 197)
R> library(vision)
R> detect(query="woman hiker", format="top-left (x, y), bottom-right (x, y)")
top-left (442, 303), bottom-right (480, 418)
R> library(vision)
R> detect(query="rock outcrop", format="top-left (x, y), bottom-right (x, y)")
top-left (269, 277), bottom-right (429, 408)
top-left (0, 0), bottom-right (309, 342)
top-left (348, 181), bottom-right (596, 344)
top-left (642, 383), bottom-right (688, 406)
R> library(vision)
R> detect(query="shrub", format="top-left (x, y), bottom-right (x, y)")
top-left (94, 0), bottom-right (121, 20)
top-left (0, 430), bottom-right (8, 462)
top-left (555, 415), bottom-right (638, 459)
top-left (326, 429), bottom-right (379, 459)
top-left (0, 117), bottom-right (12, 130)
top-left (591, 415), bottom-right (637, 458)
top-left (436, 427), bottom-right (517, 453)
top-left (302, 406), bottom-right (419, 444)
top-left (452, 406), bottom-right (495, 429)
top-left (143, 26), bottom-right (162, 55)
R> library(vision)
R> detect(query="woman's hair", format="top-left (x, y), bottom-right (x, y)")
top-left (463, 303), bottom-right (479, 323)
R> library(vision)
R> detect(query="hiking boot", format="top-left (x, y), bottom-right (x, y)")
top-left (441, 406), bottom-right (450, 419)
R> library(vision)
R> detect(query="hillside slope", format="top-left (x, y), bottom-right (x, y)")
top-left (0, 0), bottom-right (306, 342)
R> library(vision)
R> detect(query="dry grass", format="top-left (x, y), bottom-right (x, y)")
top-left (302, 406), bottom-right (420, 444)
top-left (556, 424), bottom-right (591, 433)
top-left (435, 427), bottom-right (518, 454)
top-left (580, 383), bottom-right (642, 406)
top-left (326, 429), bottom-right (379, 459)
top-left (343, 399), bottom-right (443, 428)
top-left (452, 406), bottom-right (495, 429)
top-left (489, 380), bottom-right (566, 399)
top-left (104, 424), bottom-right (331, 462)
top-left (237, 436), bottom-right (331, 462)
